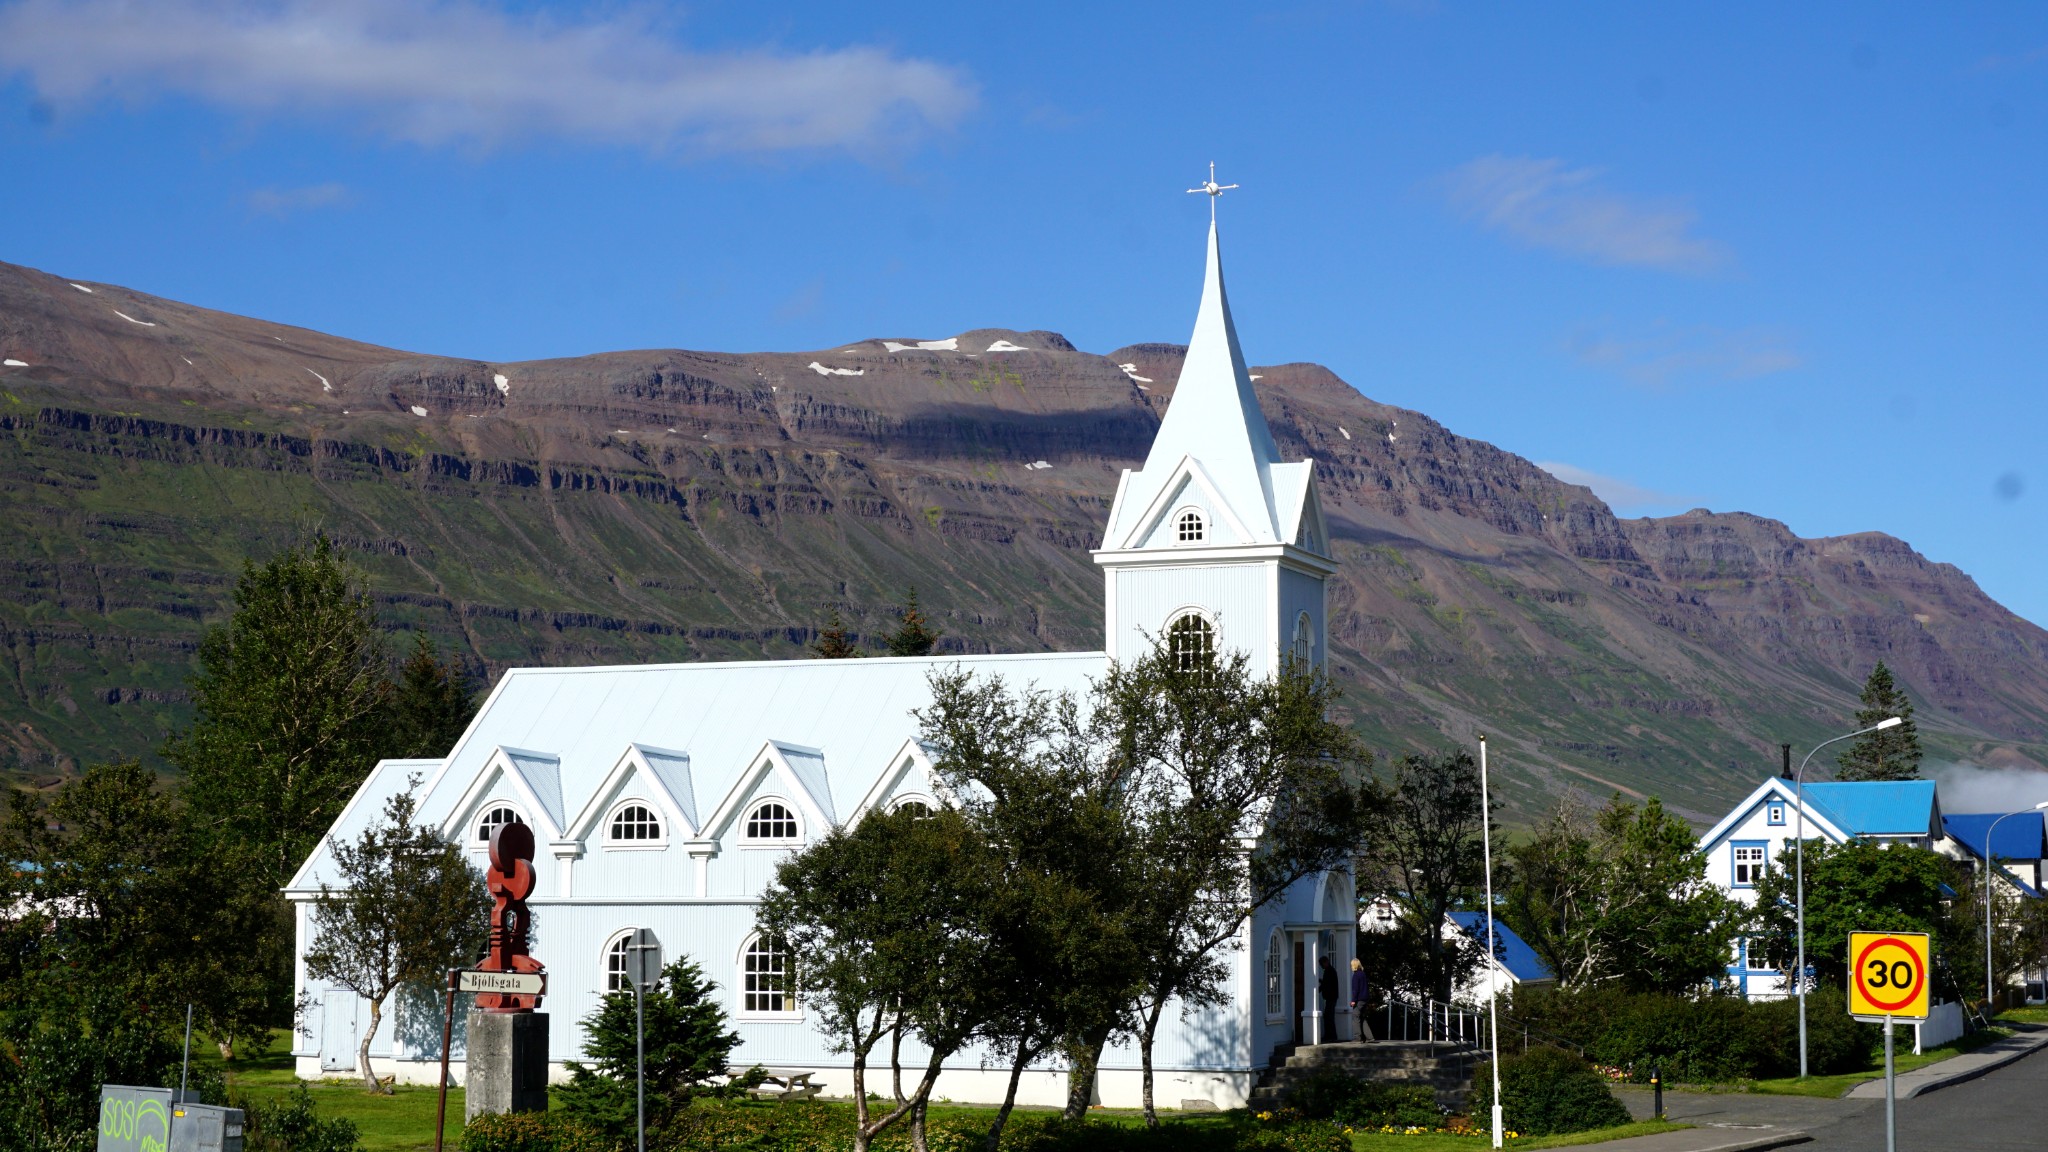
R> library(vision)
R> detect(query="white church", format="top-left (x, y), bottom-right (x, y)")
top-left (287, 199), bottom-right (1358, 1110)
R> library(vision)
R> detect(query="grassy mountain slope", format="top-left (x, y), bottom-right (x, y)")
top-left (4, 259), bottom-right (2044, 822)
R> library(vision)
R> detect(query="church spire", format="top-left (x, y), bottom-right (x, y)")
top-left (1128, 178), bottom-right (1283, 541)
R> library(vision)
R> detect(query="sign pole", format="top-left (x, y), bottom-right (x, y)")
top-left (636, 984), bottom-right (646, 1152)
top-left (1883, 1016), bottom-right (1896, 1152)
top-left (434, 968), bottom-right (457, 1152)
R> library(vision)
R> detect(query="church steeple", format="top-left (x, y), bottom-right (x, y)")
top-left (1095, 174), bottom-right (1334, 676)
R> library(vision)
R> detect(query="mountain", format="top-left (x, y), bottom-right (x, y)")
top-left (4, 258), bottom-right (2045, 823)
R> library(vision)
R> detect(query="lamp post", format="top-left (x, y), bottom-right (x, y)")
top-left (1479, 735), bottom-right (1503, 1150)
top-left (1794, 716), bottom-right (1903, 1079)
top-left (1981, 802), bottom-right (2048, 1007)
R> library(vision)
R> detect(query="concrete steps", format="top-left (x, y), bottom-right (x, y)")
top-left (1249, 1041), bottom-right (1477, 1111)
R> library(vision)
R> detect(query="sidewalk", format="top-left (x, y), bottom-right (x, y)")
top-left (1843, 1024), bottom-right (2048, 1100)
top-left (1573, 1131), bottom-right (1809, 1152)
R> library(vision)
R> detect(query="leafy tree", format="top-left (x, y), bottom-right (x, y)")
top-left (884, 588), bottom-right (941, 656)
top-left (1360, 750), bottom-right (1490, 1004)
top-left (164, 536), bottom-right (395, 886)
top-left (916, 671), bottom-right (1140, 1148)
top-left (1750, 839), bottom-right (1963, 989)
top-left (388, 634), bottom-right (478, 758)
top-left (1504, 795), bottom-right (1743, 993)
top-left (811, 608), bottom-right (862, 659)
top-left (555, 957), bottom-right (742, 1143)
top-left (1836, 662), bottom-right (1923, 781)
top-left (304, 788), bottom-right (489, 1092)
top-left (1100, 649), bottom-right (1374, 1125)
top-left (758, 805), bottom-right (1002, 1152)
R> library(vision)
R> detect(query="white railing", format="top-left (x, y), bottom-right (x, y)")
top-left (1381, 995), bottom-right (1484, 1047)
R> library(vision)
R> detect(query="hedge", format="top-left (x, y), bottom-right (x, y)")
top-left (1471, 1047), bottom-right (1633, 1138)
top-left (1505, 984), bottom-right (1878, 1083)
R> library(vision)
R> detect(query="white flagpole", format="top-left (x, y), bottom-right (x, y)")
top-left (1481, 735), bottom-right (1502, 1149)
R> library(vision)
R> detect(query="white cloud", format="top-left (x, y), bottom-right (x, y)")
top-left (1925, 761), bottom-right (2048, 813)
top-left (0, 0), bottom-right (977, 157)
top-left (1441, 155), bottom-right (1727, 273)
top-left (247, 181), bottom-right (352, 218)
top-left (1536, 461), bottom-right (1689, 513)
top-left (1566, 322), bottom-right (1802, 388)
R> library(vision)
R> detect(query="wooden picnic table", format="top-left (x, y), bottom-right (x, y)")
top-left (749, 1067), bottom-right (823, 1101)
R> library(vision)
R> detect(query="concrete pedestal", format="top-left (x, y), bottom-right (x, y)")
top-left (465, 1011), bottom-right (549, 1121)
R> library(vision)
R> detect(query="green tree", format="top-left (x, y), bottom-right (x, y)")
top-left (164, 536), bottom-right (395, 886)
top-left (388, 634), bottom-right (477, 758)
top-left (1835, 662), bottom-right (1923, 781)
top-left (811, 608), bottom-right (862, 659)
top-left (1750, 840), bottom-right (1962, 989)
top-left (1102, 649), bottom-right (1374, 1125)
top-left (555, 957), bottom-right (742, 1143)
top-left (1505, 795), bottom-right (1743, 994)
top-left (884, 588), bottom-right (941, 656)
top-left (304, 788), bottom-right (490, 1092)
top-left (1360, 750), bottom-right (1490, 1004)
top-left (916, 670), bottom-right (1140, 1148)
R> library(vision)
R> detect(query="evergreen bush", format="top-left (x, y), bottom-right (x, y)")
top-left (1507, 985), bottom-right (1878, 1082)
top-left (1280, 1067), bottom-right (1441, 1128)
top-left (462, 1111), bottom-right (608, 1152)
top-left (1472, 1046), bottom-right (1633, 1137)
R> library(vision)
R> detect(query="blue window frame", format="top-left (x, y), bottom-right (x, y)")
top-left (1766, 802), bottom-right (1786, 826)
top-left (1732, 841), bottom-right (1767, 888)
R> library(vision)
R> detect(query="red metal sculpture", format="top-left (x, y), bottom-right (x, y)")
top-left (476, 821), bottom-right (545, 1012)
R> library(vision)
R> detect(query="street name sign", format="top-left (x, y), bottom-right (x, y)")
top-left (456, 969), bottom-right (546, 997)
top-left (1847, 931), bottom-right (1930, 1022)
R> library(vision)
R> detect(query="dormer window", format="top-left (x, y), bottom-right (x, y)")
top-left (476, 804), bottom-right (524, 844)
top-left (1767, 803), bottom-right (1786, 826)
top-left (607, 802), bottom-right (663, 843)
top-left (1176, 509), bottom-right (1206, 544)
top-left (745, 801), bottom-right (800, 841)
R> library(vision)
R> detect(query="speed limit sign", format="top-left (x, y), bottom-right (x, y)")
top-left (1847, 931), bottom-right (1931, 1021)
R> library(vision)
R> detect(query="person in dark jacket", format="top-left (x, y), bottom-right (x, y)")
top-left (1317, 956), bottom-right (1339, 1042)
top-left (1350, 957), bottom-right (1373, 1040)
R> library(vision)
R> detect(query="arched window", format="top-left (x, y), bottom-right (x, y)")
top-left (608, 803), bottom-right (662, 842)
top-left (745, 801), bottom-right (799, 841)
top-left (604, 932), bottom-right (634, 993)
top-left (476, 804), bottom-right (524, 844)
top-left (743, 935), bottom-right (793, 1013)
top-left (1176, 509), bottom-right (1206, 544)
top-left (891, 798), bottom-right (934, 818)
top-left (1265, 931), bottom-right (1284, 1019)
top-left (1167, 612), bottom-right (1215, 673)
top-left (1291, 612), bottom-right (1315, 664)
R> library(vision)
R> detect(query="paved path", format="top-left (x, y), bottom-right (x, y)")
top-left (1596, 1030), bottom-right (2048, 1150)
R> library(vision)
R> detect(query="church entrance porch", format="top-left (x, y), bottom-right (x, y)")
top-left (1282, 920), bottom-right (1357, 1046)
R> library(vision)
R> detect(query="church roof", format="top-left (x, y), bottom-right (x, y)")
top-left (286, 651), bottom-right (1105, 891)
top-left (1105, 221), bottom-right (1298, 548)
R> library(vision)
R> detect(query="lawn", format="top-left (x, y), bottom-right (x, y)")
top-left (1741, 1026), bottom-right (2013, 1097)
top-left (1995, 1006), bottom-right (2048, 1026)
top-left (200, 1033), bottom-right (1679, 1152)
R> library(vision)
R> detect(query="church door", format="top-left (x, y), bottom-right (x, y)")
top-left (1292, 939), bottom-right (1306, 1047)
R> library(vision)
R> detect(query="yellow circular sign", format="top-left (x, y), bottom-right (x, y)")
top-left (1847, 930), bottom-right (1931, 1020)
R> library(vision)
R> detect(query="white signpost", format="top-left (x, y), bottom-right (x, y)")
top-left (456, 970), bottom-right (547, 997)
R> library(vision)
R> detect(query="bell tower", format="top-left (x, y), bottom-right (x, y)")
top-left (1094, 173), bottom-right (1334, 676)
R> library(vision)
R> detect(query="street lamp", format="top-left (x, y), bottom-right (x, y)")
top-left (1479, 735), bottom-right (1502, 1150)
top-left (1981, 802), bottom-right (2048, 1007)
top-left (1794, 716), bottom-right (1902, 1079)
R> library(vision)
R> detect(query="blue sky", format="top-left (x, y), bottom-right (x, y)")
top-left (3, 2), bottom-right (2045, 624)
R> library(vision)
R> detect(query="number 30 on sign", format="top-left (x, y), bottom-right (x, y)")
top-left (1847, 931), bottom-right (1931, 1021)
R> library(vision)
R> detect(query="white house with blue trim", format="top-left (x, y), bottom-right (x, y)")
top-left (1696, 778), bottom-right (1941, 999)
top-left (286, 212), bottom-right (1354, 1109)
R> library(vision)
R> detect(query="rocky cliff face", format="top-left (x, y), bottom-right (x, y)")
top-left (4, 258), bottom-right (2043, 818)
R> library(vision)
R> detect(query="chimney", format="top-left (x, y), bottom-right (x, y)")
top-left (1780, 743), bottom-right (1792, 780)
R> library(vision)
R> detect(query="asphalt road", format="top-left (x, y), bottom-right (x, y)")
top-left (1615, 1041), bottom-right (2048, 1151)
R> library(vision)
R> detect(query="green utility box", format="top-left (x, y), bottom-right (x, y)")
top-left (97, 1086), bottom-right (244, 1152)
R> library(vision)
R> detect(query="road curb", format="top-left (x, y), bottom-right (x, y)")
top-left (1584, 1129), bottom-right (1810, 1152)
top-left (1843, 1028), bottom-right (2048, 1100)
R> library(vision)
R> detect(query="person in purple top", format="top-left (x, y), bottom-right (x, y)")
top-left (1349, 958), bottom-right (1372, 1040)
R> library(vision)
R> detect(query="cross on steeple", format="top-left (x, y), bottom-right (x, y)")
top-left (1186, 161), bottom-right (1239, 222)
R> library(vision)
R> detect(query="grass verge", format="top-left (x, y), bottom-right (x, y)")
top-left (194, 1030), bottom-right (463, 1152)
top-left (1739, 1026), bottom-right (2012, 1097)
top-left (1345, 1120), bottom-right (1688, 1151)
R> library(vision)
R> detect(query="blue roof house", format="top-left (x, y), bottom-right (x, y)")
top-left (1447, 911), bottom-right (1555, 1003)
top-left (1696, 777), bottom-right (1942, 1000)
top-left (1940, 812), bottom-right (2047, 899)
top-left (288, 210), bottom-right (1353, 1111)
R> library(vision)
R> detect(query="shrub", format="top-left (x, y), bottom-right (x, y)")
top-left (1472, 1046), bottom-right (1633, 1138)
top-left (1506, 985), bottom-right (1879, 1083)
top-left (242, 1084), bottom-right (362, 1152)
top-left (1279, 1067), bottom-right (1441, 1129)
top-left (462, 1111), bottom-right (608, 1152)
